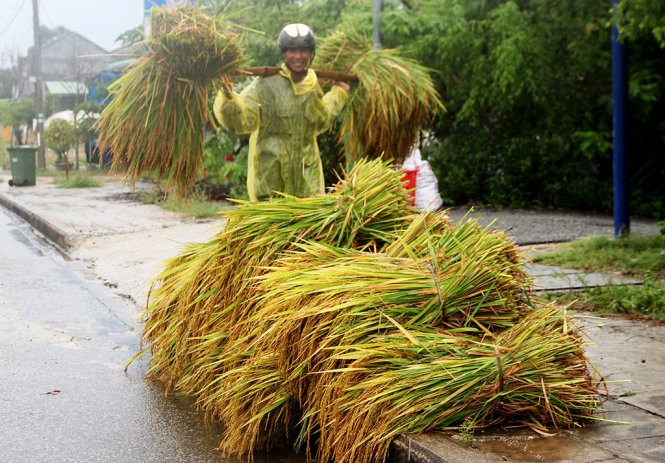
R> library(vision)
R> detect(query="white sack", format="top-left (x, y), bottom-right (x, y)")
top-left (402, 148), bottom-right (443, 211)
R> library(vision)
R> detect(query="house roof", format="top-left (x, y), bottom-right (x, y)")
top-left (43, 31), bottom-right (109, 55)
top-left (45, 81), bottom-right (88, 96)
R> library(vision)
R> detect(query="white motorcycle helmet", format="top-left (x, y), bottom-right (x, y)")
top-left (277, 23), bottom-right (316, 56)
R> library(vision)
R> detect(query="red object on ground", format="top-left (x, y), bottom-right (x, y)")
top-left (401, 169), bottom-right (418, 206)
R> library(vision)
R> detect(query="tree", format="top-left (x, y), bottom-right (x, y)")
top-left (0, 66), bottom-right (17, 99)
top-left (611, 0), bottom-right (665, 214)
top-left (359, 0), bottom-right (617, 211)
top-left (43, 119), bottom-right (77, 177)
top-left (613, 0), bottom-right (665, 48)
top-left (73, 101), bottom-right (101, 169)
top-left (116, 27), bottom-right (144, 47)
top-left (74, 101), bottom-right (100, 148)
top-left (0, 98), bottom-right (36, 146)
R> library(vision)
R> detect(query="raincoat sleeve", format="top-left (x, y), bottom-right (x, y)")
top-left (321, 85), bottom-right (349, 125)
top-left (212, 79), bottom-right (261, 134)
top-left (312, 85), bottom-right (348, 134)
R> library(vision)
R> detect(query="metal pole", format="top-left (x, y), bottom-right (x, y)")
top-left (31, 0), bottom-right (46, 168)
top-left (612, 0), bottom-right (629, 237)
top-left (373, 0), bottom-right (382, 50)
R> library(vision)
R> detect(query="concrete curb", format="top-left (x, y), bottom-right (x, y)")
top-left (390, 435), bottom-right (450, 463)
top-left (0, 190), bottom-right (74, 253)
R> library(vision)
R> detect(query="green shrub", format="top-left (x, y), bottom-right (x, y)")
top-left (201, 128), bottom-right (248, 200)
top-left (54, 173), bottom-right (102, 188)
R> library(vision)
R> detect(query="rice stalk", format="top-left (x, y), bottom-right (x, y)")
top-left (315, 27), bottom-right (444, 164)
top-left (96, 6), bottom-right (244, 197)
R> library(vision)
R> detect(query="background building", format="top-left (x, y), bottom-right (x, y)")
top-left (15, 31), bottom-right (127, 113)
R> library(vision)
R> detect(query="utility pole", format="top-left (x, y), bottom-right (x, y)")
top-left (612, 0), bottom-right (629, 237)
top-left (32, 0), bottom-right (46, 168)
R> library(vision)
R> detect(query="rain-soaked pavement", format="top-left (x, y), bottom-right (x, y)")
top-left (0, 207), bottom-right (304, 463)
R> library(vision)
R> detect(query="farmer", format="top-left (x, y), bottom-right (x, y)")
top-left (213, 23), bottom-right (350, 201)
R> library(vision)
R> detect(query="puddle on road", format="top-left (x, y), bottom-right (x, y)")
top-left (469, 428), bottom-right (586, 462)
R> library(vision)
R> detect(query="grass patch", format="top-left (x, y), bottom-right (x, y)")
top-left (533, 232), bottom-right (665, 322)
top-left (136, 188), bottom-right (226, 219)
top-left (533, 234), bottom-right (665, 279)
top-left (54, 173), bottom-right (103, 188)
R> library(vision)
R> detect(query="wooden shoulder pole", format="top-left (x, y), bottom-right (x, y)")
top-left (237, 66), bottom-right (358, 82)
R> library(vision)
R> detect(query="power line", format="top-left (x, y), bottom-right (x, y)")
top-left (0, 0), bottom-right (27, 38)
top-left (38, 0), bottom-right (54, 30)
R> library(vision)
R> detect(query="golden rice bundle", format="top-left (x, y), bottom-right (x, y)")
top-left (135, 160), bottom-right (603, 463)
top-left (207, 247), bottom-right (599, 462)
top-left (307, 306), bottom-right (602, 463)
top-left (255, 228), bottom-right (531, 335)
top-left (140, 159), bottom-right (415, 392)
top-left (210, 217), bottom-right (532, 458)
top-left (315, 27), bottom-right (444, 164)
top-left (96, 6), bottom-right (243, 196)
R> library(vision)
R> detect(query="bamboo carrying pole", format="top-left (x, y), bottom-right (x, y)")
top-left (237, 66), bottom-right (359, 82)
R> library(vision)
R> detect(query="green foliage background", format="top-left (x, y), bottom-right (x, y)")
top-left (0, 1), bottom-right (633, 211)
top-left (3, 2), bottom-right (661, 216)
top-left (0, 98), bottom-right (36, 145)
top-left (395, 0), bottom-right (617, 211)
top-left (194, 0), bottom-right (664, 218)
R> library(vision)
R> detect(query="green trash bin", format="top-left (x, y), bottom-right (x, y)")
top-left (7, 146), bottom-right (37, 187)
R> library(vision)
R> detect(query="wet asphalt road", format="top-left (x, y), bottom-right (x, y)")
top-left (0, 207), bottom-right (304, 463)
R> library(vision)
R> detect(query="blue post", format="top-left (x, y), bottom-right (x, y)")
top-left (612, 0), bottom-right (629, 237)
top-left (373, 0), bottom-right (382, 50)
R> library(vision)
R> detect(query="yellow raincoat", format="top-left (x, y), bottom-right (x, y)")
top-left (213, 64), bottom-right (348, 201)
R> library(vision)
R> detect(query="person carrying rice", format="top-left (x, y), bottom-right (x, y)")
top-left (213, 23), bottom-right (350, 201)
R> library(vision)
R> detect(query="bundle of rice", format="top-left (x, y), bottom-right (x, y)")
top-left (211, 229), bottom-right (533, 458)
top-left (181, 211), bottom-right (528, 453)
top-left (253, 219), bottom-right (532, 336)
top-left (135, 159), bottom-right (603, 463)
top-left (204, 235), bottom-right (600, 462)
top-left (314, 27), bottom-right (444, 164)
top-left (141, 159), bottom-right (415, 393)
top-left (307, 306), bottom-right (601, 463)
top-left (96, 6), bottom-right (243, 196)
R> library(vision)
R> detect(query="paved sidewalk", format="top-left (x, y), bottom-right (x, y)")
top-left (0, 175), bottom-right (226, 307)
top-left (1, 173), bottom-right (664, 463)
